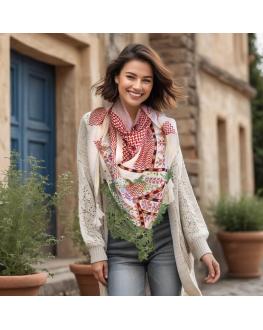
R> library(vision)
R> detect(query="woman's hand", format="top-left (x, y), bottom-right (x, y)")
top-left (200, 253), bottom-right (220, 284)
top-left (91, 260), bottom-right (108, 286)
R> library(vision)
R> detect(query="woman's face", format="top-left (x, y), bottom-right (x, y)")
top-left (114, 59), bottom-right (154, 111)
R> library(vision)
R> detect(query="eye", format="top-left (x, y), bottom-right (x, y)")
top-left (126, 75), bottom-right (134, 80)
top-left (143, 79), bottom-right (152, 83)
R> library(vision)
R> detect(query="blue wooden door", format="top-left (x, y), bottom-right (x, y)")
top-left (10, 50), bottom-right (56, 237)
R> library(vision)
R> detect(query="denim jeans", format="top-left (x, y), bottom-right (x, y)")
top-left (106, 211), bottom-right (182, 296)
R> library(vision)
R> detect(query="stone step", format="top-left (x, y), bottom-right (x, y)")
top-left (36, 258), bottom-right (83, 296)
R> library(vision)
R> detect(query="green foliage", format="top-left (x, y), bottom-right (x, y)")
top-left (102, 181), bottom-right (168, 262)
top-left (249, 34), bottom-right (263, 196)
top-left (0, 152), bottom-right (73, 276)
top-left (211, 195), bottom-right (263, 232)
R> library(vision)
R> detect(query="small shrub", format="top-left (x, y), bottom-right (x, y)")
top-left (211, 195), bottom-right (263, 232)
top-left (0, 153), bottom-right (73, 275)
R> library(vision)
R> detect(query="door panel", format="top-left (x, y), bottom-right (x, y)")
top-left (10, 50), bottom-right (56, 237)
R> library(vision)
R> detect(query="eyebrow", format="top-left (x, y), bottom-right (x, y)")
top-left (125, 71), bottom-right (153, 79)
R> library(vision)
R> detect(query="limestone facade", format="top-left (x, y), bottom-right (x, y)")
top-left (149, 33), bottom-right (255, 209)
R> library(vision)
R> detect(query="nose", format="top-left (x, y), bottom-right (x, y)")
top-left (133, 79), bottom-right (143, 91)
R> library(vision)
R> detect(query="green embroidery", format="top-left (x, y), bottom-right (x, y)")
top-left (128, 175), bottom-right (144, 184)
top-left (164, 168), bottom-right (173, 181)
top-left (102, 181), bottom-right (169, 261)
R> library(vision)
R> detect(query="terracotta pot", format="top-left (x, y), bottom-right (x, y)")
top-left (217, 230), bottom-right (263, 278)
top-left (69, 263), bottom-right (100, 296)
top-left (0, 272), bottom-right (48, 296)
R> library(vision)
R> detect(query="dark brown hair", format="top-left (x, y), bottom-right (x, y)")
top-left (91, 43), bottom-right (185, 112)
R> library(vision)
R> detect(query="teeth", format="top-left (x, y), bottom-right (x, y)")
top-left (129, 91), bottom-right (142, 96)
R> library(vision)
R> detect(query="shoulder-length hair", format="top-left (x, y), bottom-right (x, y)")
top-left (91, 43), bottom-right (185, 112)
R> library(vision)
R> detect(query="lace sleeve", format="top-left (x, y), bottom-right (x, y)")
top-left (77, 116), bottom-right (108, 263)
top-left (169, 118), bottom-right (212, 261)
top-left (176, 148), bottom-right (212, 261)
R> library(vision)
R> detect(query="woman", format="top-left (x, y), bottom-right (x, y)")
top-left (77, 43), bottom-right (220, 296)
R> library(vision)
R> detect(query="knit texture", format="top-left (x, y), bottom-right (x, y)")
top-left (77, 105), bottom-right (213, 295)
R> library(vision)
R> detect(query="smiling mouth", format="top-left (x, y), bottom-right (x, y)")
top-left (128, 91), bottom-right (144, 97)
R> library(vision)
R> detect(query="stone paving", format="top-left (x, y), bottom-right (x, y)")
top-left (200, 275), bottom-right (263, 296)
top-left (38, 258), bottom-right (263, 296)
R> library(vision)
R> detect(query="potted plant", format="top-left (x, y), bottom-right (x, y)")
top-left (0, 153), bottom-right (72, 295)
top-left (212, 195), bottom-right (263, 278)
top-left (64, 213), bottom-right (100, 296)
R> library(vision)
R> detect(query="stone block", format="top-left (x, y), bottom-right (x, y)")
top-left (176, 118), bottom-right (197, 134)
top-left (159, 51), bottom-right (195, 67)
top-left (179, 133), bottom-right (197, 148)
top-left (181, 148), bottom-right (197, 160)
top-left (187, 88), bottom-right (199, 106)
top-left (168, 63), bottom-right (194, 76)
top-left (174, 105), bottom-right (197, 119)
top-left (171, 34), bottom-right (194, 50)
top-left (185, 159), bottom-right (199, 174)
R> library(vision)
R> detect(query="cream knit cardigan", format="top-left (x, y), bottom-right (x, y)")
top-left (77, 105), bottom-right (212, 296)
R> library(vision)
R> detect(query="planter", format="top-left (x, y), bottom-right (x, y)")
top-left (0, 272), bottom-right (48, 296)
top-left (69, 263), bottom-right (100, 296)
top-left (217, 231), bottom-right (263, 278)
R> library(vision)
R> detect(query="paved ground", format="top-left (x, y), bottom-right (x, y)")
top-left (200, 275), bottom-right (263, 296)
top-left (37, 258), bottom-right (80, 296)
top-left (38, 258), bottom-right (263, 296)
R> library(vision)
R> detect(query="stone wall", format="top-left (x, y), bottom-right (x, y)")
top-left (149, 33), bottom-right (201, 198)
top-left (196, 34), bottom-right (255, 205)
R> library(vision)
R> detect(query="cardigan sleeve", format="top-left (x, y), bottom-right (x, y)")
top-left (77, 115), bottom-right (108, 264)
top-left (171, 120), bottom-right (212, 261)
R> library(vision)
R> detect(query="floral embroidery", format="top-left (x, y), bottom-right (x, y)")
top-left (91, 104), bottom-right (174, 260)
top-left (102, 181), bottom-right (169, 261)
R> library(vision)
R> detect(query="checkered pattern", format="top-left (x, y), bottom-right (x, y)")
top-left (109, 123), bottom-right (117, 160)
top-left (126, 182), bottom-right (145, 197)
top-left (89, 107), bottom-right (107, 126)
top-left (161, 121), bottom-right (176, 135)
top-left (134, 126), bottom-right (155, 169)
top-left (109, 109), bottom-right (153, 163)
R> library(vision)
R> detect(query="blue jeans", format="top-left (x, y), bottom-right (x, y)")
top-left (106, 211), bottom-right (182, 296)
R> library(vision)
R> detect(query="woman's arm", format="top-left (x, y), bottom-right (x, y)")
top-left (177, 147), bottom-right (212, 261)
top-left (77, 116), bottom-right (108, 264)
top-left (169, 120), bottom-right (220, 283)
top-left (169, 119), bottom-right (212, 261)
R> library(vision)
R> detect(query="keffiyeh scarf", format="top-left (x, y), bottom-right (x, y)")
top-left (90, 103), bottom-right (173, 261)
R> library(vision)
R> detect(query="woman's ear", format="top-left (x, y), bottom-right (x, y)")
top-left (114, 76), bottom-right (119, 84)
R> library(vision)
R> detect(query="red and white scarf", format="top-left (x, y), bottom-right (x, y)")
top-left (109, 105), bottom-right (156, 169)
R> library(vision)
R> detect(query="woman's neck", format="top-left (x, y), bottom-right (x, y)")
top-left (119, 99), bottom-right (140, 123)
